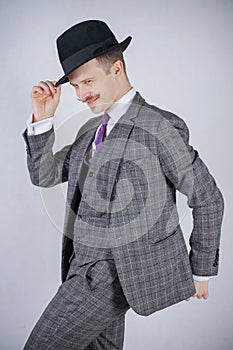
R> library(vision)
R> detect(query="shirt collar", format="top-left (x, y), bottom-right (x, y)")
top-left (106, 87), bottom-right (136, 124)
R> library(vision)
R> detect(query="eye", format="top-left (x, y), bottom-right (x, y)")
top-left (86, 80), bottom-right (93, 85)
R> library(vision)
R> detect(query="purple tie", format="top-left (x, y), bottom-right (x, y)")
top-left (93, 112), bottom-right (110, 152)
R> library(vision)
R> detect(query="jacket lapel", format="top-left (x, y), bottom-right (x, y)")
top-left (90, 92), bottom-right (145, 206)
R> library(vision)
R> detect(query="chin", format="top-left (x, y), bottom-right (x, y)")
top-left (90, 102), bottom-right (107, 114)
top-left (90, 106), bottom-right (103, 114)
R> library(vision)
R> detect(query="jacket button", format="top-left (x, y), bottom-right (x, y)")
top-left (89, 172), bottom-right (93, 177)
top-left (83, 194), bottom-right (87, 199)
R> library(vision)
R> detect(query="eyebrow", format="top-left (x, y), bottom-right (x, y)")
top-left (69, 77), bottom-right (95, 86)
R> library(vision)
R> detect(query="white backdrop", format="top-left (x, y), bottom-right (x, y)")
top-left (1, 0), bottom-right (233, 349)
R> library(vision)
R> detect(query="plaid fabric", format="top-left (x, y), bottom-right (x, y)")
top-left (22, 91), bottom-right (224, 317)
top-left (23, 260), bottom-right (129, 349)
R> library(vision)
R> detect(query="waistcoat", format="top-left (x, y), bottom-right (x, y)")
top-left (69, 144), bottom-right (114, 269)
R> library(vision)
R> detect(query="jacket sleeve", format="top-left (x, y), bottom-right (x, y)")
top-left (22, 126), bottom-right (73, 187)
top-left (156, 113), bottom-right (224, 277)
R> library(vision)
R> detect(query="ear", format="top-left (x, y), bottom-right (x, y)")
top-left (111, 60), bottom-right (123, 78)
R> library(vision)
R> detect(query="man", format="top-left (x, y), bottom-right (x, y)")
top-left (22, 20), bottom-right (224, 349)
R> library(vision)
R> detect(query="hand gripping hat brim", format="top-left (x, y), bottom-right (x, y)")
top-left (55, 20), bottom-right (132, 87)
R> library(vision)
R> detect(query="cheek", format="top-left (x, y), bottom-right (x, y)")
top-left (104, 83), bottom-right (116, 99)
top-left (96, 76), bottom-right (116, 100)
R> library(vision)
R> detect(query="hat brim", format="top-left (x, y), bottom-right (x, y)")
top-left (55, 36), bottom-right (132, 87)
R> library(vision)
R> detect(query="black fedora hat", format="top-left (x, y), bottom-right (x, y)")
top-left (55, 20), bottom-right (132, 87)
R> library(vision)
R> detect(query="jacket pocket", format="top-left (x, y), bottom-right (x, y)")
top-left (148, 226), bottom-right (180, 245)
top-left (147, 227), bottom-right (185, 262)
top-left (85, 259), bottom-right (117, 291)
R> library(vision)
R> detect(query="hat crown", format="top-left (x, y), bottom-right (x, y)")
top-left (57, 20), bottom-right (117, 63)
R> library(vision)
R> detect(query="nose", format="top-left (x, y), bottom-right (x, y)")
top-left (76, 86), bottom-right (91, 102)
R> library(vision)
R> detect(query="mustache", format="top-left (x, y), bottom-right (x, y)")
top-left (77, 94), bottom-right (100, 103)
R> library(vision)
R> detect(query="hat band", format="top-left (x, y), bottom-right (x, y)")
top-left (61, 37), bottom-right (117, 73)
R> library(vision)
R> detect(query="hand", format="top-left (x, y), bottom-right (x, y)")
top-left (31, 80), bottom-right (62, 122)
top-left (186, 280), bottom-right (209, 301)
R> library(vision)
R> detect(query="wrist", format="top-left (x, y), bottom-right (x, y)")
top-left (32, 114), bottom-right (54, 123)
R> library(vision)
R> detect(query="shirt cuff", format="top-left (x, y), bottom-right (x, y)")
top-left (26, 114), bottom-right (54, 136)
top-left (193, 275), bottom-right (213, 282)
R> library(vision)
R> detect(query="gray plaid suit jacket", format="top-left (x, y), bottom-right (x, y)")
top-left (23, 92), bottom-right (224, 316)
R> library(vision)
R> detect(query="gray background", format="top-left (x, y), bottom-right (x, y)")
top-left (1, 0), bottom-right (233, 349)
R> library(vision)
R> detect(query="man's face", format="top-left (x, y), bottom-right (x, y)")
top-left (68, 58), bottom-right (118, 114)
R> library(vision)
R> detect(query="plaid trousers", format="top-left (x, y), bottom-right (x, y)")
top-left (23, 259), bottom-right (130, 349)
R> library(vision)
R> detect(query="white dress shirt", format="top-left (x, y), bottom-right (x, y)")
top-left (26, 87), bottom-right (210, 283)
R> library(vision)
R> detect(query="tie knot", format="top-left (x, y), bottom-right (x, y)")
top-left (101, 112), bottom-right (110, 125)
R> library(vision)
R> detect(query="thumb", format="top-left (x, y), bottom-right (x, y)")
top-left (54, 81), bottom-right (62, 89)
top-left (53, 82), bottom-right (62, 100)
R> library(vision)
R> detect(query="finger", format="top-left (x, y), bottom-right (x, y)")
top-left (53, 82), bottom-right (62, 101)
top-left (185, 298), bottom-right (190, 302)
top-left (38, 81), bottom-right (51, 94)
top-left (54, 80), bottom-right (61, 88)
top-left (32, 86), bottom-right (44, 95)
top-left (54, 81), bottom-right (62, 94)
top-left (46, 80), bottom-right (57, 94)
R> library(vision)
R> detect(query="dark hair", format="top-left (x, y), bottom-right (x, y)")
top-left (96, 49), bottom-right (127, 75)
